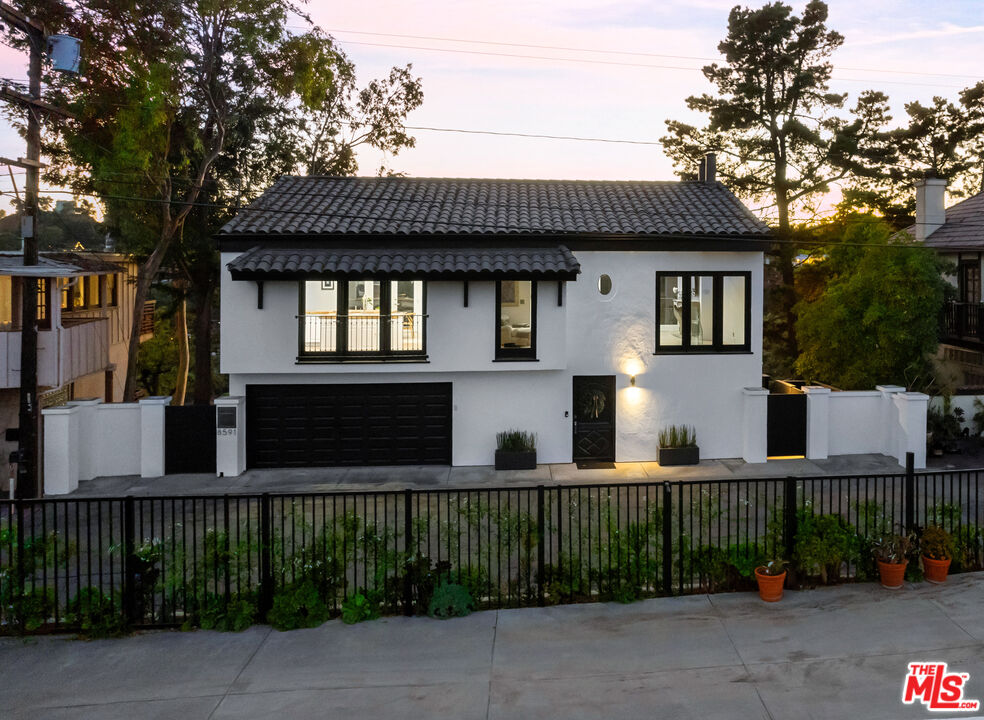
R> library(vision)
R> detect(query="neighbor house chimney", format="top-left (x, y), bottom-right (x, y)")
top-left (703, 152), bottom-right (716, 183)
top-left (914, 177), bottom-right (946, 241)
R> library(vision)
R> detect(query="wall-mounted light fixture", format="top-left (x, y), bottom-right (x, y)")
top-left (629, 375), bottom-right (636, 387)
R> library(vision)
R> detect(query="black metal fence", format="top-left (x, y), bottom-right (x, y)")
top-left (1, 459), bottom-right (982, 634)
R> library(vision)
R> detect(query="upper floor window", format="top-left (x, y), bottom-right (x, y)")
top-left (496, 280), bottom-right (537, 360)
top-left (656, 272), bottom-right (750, 353)
top-left (299, 279), bottom-right (426, 359)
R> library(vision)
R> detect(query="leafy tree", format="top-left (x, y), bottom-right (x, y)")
top-left (842, 81), bottom-right (984, 226)
top-left (661, 0), bottom-right (891, 375)
top-left (794, 217), bottom-right (948, 390)
top-left (170, 39), bottom-right (422, 403)
top-left (3, 1), bottom-right (319, 400)
top-left (6, 1), bottom-right (422, 403)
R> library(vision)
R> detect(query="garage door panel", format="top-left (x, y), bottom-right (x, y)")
top-left (246, 383), bottom-right (452, 468)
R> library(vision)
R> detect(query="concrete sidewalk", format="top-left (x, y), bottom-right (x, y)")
top-left (67, 452), bottom-right (909, 496)
top-left (2, 573), bottom-right (982, 719)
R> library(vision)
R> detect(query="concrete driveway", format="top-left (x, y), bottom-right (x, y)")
top-left (66, 452), bottom-right (909, 496)
top-left (2, 572), bottom-right (983, 719)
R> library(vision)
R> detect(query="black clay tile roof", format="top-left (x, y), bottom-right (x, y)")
top-left (218, 176), bottom-right (771, 239)
top-left (227, 246), bottom-right (580, 280)
top-left (921, 191), bottom-right (984, 249)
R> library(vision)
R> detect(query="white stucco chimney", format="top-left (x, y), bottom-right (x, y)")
top-left (914, 177), bottom-right (946, 241)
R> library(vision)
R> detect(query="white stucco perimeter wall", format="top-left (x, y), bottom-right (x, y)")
top-left (803, 386), bottom-right (928, 468)
top-left (42, 397), bottom-right (171, 495)
top-left (828, 392), bottom-right (883, 456)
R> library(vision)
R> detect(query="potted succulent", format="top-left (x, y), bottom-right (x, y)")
top-left (920, 525), bottom-right (956, 584)
top-left (871, 530), bottom-right (911, 589)
top-left (494, 429), bottom-right (537, 471)
top-left (657, 425), bottom-right (699, 466)
top-left (754, 559), bottom-right (786, 602)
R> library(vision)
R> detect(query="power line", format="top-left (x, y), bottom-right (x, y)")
top-left (403, 125), bottom-right (662, 145)
top-left (323, 28), bottom-right (984, 81)
top-left (336, 40), bottom-right (968, 89)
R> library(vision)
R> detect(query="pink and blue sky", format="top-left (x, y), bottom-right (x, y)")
top-left (0, 0), bottom-right (981, 217)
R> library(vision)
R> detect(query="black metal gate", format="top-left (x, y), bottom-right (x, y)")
top-left (164, 405), bottom-right (217, 474)
top-left (767, 393), bottom-right (807, 457)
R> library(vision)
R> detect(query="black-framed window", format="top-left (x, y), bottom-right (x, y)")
top-left (655, 272), bottom-right (750, 353)
top-left (959, 261), bottom-right (981, 304)
top-left (298, 279), bottom-right (426, 360)
top-left (106, 273), bottom-right (119, 307)
top-left (496, 280), bottom-right (537, 360)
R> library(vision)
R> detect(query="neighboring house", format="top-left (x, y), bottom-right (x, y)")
top-left (0, 250), bottom-right (154, 471)
top-left (218, 163), bottom-right (772, 469)
top-left (916, 179), bottom-right (984, 388)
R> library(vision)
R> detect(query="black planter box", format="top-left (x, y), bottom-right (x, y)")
top-left (657, 446), bottom-right (699, 466)
top-left (495, 450), bottom-right (537, 471)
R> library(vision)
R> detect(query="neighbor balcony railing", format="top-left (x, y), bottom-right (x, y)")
top-left (299, 313), bottom-right (426, 357)
top-left (942, 301), bottom-right (984, 344)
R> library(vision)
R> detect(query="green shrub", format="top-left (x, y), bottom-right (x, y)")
top-left (197, 592), bottom-right (258, 632)
top-left (5, 587), bottom-right (56, 632)
top-left (267, 580), bottom-right (331, 630)
top-left (341, 591), bottom-right (381, 624)
top-left (794, 513), bottom-right (859, 584)
top-left (67, 588), bottom-right (127, 638)
top-left (427, 582), bottom-right (474, 619)
top-left (658, 425), bottom-right (696, 448)
top-left (920, 525), bottom-right (957, 561)
top-left (496, 429), bottom-right (537, 452)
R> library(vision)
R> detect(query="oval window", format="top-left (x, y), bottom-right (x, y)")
top-left (598, 274), bottom-right (613, 295)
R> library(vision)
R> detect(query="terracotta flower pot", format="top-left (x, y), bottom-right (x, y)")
top-left (754, 567), bottom-right (786, 602)
top-left (923, 555), bottom-right (951, 584)
top-left (877, 559), bottom-right (907, 589)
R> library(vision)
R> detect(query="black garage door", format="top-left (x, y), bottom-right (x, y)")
top-left (246, 383), bottom-right (452, 468)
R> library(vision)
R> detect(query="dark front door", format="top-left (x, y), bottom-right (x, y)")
top-left (767, 392), bottom-right (807, 457)
top-left (572, 376), bottom-right (616, 462)
top-left (164, 405), bottom-right (217, 474)
top-left (246, 383), bottom-right (452, 468)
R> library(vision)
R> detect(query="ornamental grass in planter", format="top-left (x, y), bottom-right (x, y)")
top-left (754, 560), bottom-right (786, 602)
top-left (495, 430), bottom-right (537, 470)
top-left (657, 425), bottom-right (699, 466)
top-left (871, 530), bottom-right (912, 589)
top-left (921, 525), bottom-right (956, 584)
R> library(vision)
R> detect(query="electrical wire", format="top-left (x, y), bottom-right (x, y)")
top-left (320, 28), bottom-right (984, 81)
top-left (334, 39), bottom-right (969, 89)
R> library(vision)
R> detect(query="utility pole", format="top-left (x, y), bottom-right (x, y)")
top-left (0, 3), bottom-right (78, 498)
top-left (1, 3), bottom-right (44, 499)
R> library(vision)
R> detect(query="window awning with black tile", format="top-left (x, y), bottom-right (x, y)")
top-left (227, 246), bottom-right (581, 281)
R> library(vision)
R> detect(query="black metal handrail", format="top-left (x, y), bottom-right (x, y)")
top-left (299, 313), bottom-right (426, 354)
top-left (942, 301), bottom-right (984, 343)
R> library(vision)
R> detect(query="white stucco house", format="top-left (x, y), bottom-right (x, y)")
top-left (217, 161), bottom-right (779, 470)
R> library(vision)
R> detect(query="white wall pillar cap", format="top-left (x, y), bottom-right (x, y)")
top-left (67, 398), bottom-right (104, 407)
top-left (42, 405), bottom-right (79, 416)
